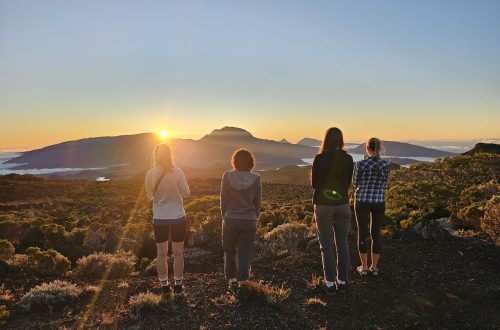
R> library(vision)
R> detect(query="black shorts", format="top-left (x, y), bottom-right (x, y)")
top-left (153, 221), bottom-right (186, 243)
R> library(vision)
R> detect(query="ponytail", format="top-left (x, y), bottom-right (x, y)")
top-left (367, 138), bottom-right (382, 175)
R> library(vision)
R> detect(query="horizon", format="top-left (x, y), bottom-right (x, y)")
top-left (1, 1), bottom-right (499, 149)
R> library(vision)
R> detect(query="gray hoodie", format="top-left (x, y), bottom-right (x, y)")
top-left (220, 170), bottom-right (262, 221)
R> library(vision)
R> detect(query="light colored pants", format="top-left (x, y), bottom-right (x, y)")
top-left (314, 204), bottom-right (351, 282)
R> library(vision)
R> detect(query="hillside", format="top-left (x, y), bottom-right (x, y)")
top-left (463, 143), bottom-right (500, 155)
top-left (9, 127), bottom-right (318, 172)
top-left (350, 141), bottom-right (454, 157)
top-left (0, 153), bottom-right (499, 328)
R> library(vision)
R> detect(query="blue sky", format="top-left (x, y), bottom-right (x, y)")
top-left (1, 0), bottom-right (499, 149)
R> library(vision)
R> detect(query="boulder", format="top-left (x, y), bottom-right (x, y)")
top-left (412, 219), bottom-right (451, 240)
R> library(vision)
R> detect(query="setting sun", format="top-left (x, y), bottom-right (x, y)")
top-left (159, 131), bottom-right (168, 138)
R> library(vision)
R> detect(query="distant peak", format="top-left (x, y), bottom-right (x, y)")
top-left (203, 126), bottom-right (254, 139)
top-left (279, 139), bottom-right (291, 144)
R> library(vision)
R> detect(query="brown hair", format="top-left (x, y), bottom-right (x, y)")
top-left (319, 127), bottom-right (344, 154)
top-left (153, 144), bottom-right (174, 171)
top-left (366, 137), bottom-right (382, 174)
top-left (231, 148), bottom-right (255, 171)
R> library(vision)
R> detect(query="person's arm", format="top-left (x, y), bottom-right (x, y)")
top-left (177, 168), bottom-right (190, 198)
top-left (347, 157), bottom-right (354, 186)
top-left (145, 171), bottom-right (154, 200)
top-left (253, 176), bottom-right (262, 218)
top-left (220, 172), bottom-right (228, 217)
top-left (352, 162), bottom-right (360, 188)
top-left (311, 155), bottom-right (322, 189)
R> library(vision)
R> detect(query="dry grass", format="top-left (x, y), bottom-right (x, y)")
top-left (238, 280), bottom-right (290, 305)
top-left (128, 291), bottom-right (161, 318)
top-left (307, 274), bottom-right (322, 290)
top-left (0, 285), bottom-right (13, 302)
top-left (304, 297), bottom-right (327, 307)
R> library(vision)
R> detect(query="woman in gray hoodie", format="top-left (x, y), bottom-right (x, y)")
top-left (220, 148), bottom-right (262, 295)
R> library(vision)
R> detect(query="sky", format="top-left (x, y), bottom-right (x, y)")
top-left (1, 0), bottom-right (499, 150)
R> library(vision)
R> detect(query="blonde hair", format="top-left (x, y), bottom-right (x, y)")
top-left (366, 137), bottom-right (383, 174)
top-left (153, 144), bottom-right (174, 171)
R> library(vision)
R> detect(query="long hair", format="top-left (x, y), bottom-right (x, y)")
top-left (319, 127), bottom-right (344, 154)
top-left (366, 137), bottom-right (382, 174)
top-left (153, 144), bottom-right (174, 171)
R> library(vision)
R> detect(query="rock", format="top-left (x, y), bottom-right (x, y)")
top-left (412, 219), bottom-right (451, 240)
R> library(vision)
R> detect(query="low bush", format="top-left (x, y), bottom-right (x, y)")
top-left (8, 247), bottom-right (71, 276)
top-left (481, 196), bottom-right (500, 244)
top-left (75, 250), bottom-right (137, 279)
top-left (0, 305), bottom-right (8, 325)
top-left (263, 222), bottom-right (314, 255)
top-left (20, 280), bottom-right (82, 311)
top-left (200, 215), bottom-right (222, 250)
top-left (83, 224), bottom-right (122, 253)
top-left (0, 240), bottom-right (15, 261)
top-left (238, 280), bottom-right (290, 305)
top-left (129, 291), bottom-right (161, 317)
top-left (304, 297), bottom-right (327, 307)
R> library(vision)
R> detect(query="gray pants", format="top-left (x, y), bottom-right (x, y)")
top-left (222, 219), bottom-right (256, 281)
top-left (314, 204), bottom-right (351, 282)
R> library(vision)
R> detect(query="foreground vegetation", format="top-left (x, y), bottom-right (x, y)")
top-left (0, 153), bottom-right (498, 329)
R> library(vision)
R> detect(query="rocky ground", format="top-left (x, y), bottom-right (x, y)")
top-left (3, 234), bottom-right (500, 330)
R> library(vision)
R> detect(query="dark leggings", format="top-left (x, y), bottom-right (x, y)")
top-left (355, 201), bottom-right (385, 254)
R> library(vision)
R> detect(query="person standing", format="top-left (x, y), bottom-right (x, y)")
top-left (145, 144), bottom-right (190, 297)
top-left (312, 127), bottom-right (354, 295)
top-left (220, 149), bottom-right (262, 295)
top-left (353, 138), bottom-right (390, 277)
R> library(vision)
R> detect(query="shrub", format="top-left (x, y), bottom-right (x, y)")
top-left (129, 291), bottom-right (161, 317)
top-left (200, 215), bottom-right (222, 250)
top-left (263, 222), bottom-right (314, 255)
top-left (8, 247), bottom-right (71, 276)
top-left (0, 305), bottom-right (8, 325)
top-left (0, 240), bottom-right (15, 261)
top-left (83, 224), bottom-right (122, 253)
top-left (75, 250), bottom-right (137, 279)
top-left (20, 280), bottom-right (82, 311)
top-left (185, 195), bottom-right (220, 213)
top-left (481, 196), bottom-right (500, 244)
top-left (304, 297), bottom-right (327, 307)
top-left (238, 280), bottom-right (290, 305)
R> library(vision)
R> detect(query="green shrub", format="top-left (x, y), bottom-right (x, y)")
top-left (481, 196), bottom-right (500, 244)
top-left (8, 247), bottom-right (71, 276)
top-left (263, 222), bottom-right (314, 255)
top-left (75, 250), bottom-right (137, 279)
top-left (0, 240), bottom-right (15, 261)
top-left (20, 280), bottom-right (81, 311)
top-left (0, 305), bottom-right (8, 325)
top-left (185, 195), bottom-right (220, 213)
top-left (200, 215), bottom-right (222, 250)
top-left (129, 291), bottom-right (161, 317)
top-left (83, 223), bottom-right (122, 253)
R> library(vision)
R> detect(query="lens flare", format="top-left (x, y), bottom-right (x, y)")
top-left (159, 131), bottom-right (168, 138)
top-left (323, 189), bottom-right (342, 200)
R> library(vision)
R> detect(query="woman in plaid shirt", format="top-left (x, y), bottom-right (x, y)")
top-left (352, 138), bottom-right (391, 276)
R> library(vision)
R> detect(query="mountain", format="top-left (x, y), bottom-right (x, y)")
top-left (463, 143), bottom-right (500, 155)
top-left (350, 141), bottom-right (454, 157)
top-left (297, 137), bottom-right (321, 147)
top-left (8, 127), bottom-right (318, 173)
top-left (278, 139), bottom-right (291, 144)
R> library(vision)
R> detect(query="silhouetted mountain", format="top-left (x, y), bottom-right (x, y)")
top-left (297, 137), bottom-right (321, 147)
top-left (9, 127), bottom-right (318, 173)
top-left (278, 139), bottom-right (291, 144)
top-left (350, 141), bottom-right (454, 157)
top-left (463, 143), bottom-right (500, 155)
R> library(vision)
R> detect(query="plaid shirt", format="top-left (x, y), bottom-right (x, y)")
top-left (352, 157), bottom-right (391, 203)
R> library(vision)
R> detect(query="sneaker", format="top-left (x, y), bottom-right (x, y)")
top-left (356, 265), bottom-right (369, 276)
top-left (160, 285), bottom-right (172, 297)
top-left (228, 281), bottom-right (238, 295)
top-left (173, 283), bottom-right (184, 295)
top-left (319, 281), bottom-right (335, 296)
top-left (335, 282), bottom-right (347, 294)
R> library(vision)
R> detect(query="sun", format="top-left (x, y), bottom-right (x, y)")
top-left (159, 131), bottom-right (168, 138)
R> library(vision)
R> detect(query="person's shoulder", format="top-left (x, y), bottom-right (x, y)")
top-left (146, 167), bottom-right (158, 177)
top-left (172, 167), bottom-right (186, 176)
top-left (380, 159), bottom-right (391, 168)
